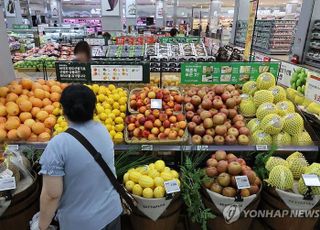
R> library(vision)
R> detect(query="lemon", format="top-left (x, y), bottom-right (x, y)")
top-left (93, 116), bottom-right (100, 122)
top-left (105, 124), bottom-right (112, 131)
top-left (96, 106), bottom-right (104, 114)
top-left (57, 116), bottom-right (65, 123)
top-left (113, 102), bottom-right (120, 110)
top-left (170, 170), bottom-right (179, 179)
top-left (98, 86), bottom-right (107, 95)
top-left (112, 109), bottom-right (121, 116)
top-left (60, 121), bottom-right (68, 128)
top-left (148, 169), bottom-right (160, 178)
top-left (114, 117), bottom-right (123, 124)
top-left (161, 172), bottom-right (173, 181)
top-left (129, 171), bottom-right (142, 183)
top-left (155, 160), bottom-right (165, 172)
top-left (142, 188), bottom-right (154, 198)
top-left (120, 113), bottom-right (126, 119)
top-left (120, 105), bottom-right (126, 112)
top-left (119, 97), bottom-right (127, 105)
top-left (115, 124), bottom-right (124, 132)
top-left (53, 108), bottom-right (60, 116)
top-left (108, 113), bottom-right (116, 120)
top-left (106, 98), bottom-right (114, 105)
top-left (92, 84), bottom-right (99, 94)
top-left (114, 133), bottom-right (123, 143)
top-left (154, 186), bottom-right (165, 198)
top-left (109, 130), bottom-right (116, 138)
top-left (154, 177), bottom-right (164, 187)
top-left (55, 127), bottom-right (63, 133)
top-left (125, 181), bottom-right (135, 192)
top-left (132, 184), bottom-right (143, 196)
top-left (139, 175), bottom-right (154, 188)
top-left (108, 84), bottom-right (116, 91)
top-left (97, 94), bottom-right (106, 102)
top-left (113, 94), bottom-right (120, 101)
top-left (99, 113), bottom-right (107, 121)
top-left (104, 103), bottom-right (112, 110)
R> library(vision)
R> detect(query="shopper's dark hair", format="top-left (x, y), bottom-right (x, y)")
top-left (170, 28), bottom-right (178, 37)
top-left (60, 84), bottom-right (96, 123)
top-left (74, 41), bottom-right (91, 60)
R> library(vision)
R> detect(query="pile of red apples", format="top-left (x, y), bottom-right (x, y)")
top-left (184, 85), bottom-right (250, 145)
top-left (204, 151), bottom-right (261, 197)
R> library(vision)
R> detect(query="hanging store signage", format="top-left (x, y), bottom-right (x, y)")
top-left (56, 62), bottom-right (91, 83)
top-left (305, 72), bottom-right (320, 104)
top-left (181, 62), bottom-right (280, 84)
top-left (12, 24), bottom-right (31, 30)
top-left (101, 0), bottom-right (120, 16)
top-left (4, 0), bottom-right (16, 17)
top-left (84, 38), bottom-right (106, 46)
top-left (243, 0), bottom-right (259, 61)
top-left (126, 0), bottom-right (136, 18)
top-left (159, 36), bottom-right (201, 44)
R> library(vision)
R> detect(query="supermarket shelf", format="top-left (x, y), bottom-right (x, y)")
top-left (310, 45), bottom-right (320, 50)
top-left (15, 143), bottom-right (319, 152)
top-left (305, 59), bottom-right (320, 69)
top-left (306, 56), bottom-right (320, 63)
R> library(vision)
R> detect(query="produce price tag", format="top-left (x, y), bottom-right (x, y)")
top-left (0, 177), bottom-right (16, 191)
top-left (305, 73), bottom-right (320, 104)
top-left (256, 145), bottom-right (268, 151)
top-left (151, 99), bottom-right (162, 109)
top-left (7, 145), bottom-right (19, 151)
top-left (277, 62), bottom-right (297, 87)
top-left (235, 176), bottom-right (251, 189)
top-left (196, 145), bottom-right (209, 151)
top-left (141, 145), bottom-right (153, 151)
top-left (0, 169), bottom-right (13, 178)
top-left (164, 180), bottom-right (180, 194)
top-left (302, 174), bottom-right (320, 187)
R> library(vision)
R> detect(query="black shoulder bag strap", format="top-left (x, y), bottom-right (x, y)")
top-left (65, 128), bottom-right (136, 211)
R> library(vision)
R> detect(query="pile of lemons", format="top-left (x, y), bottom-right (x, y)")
top-left (53, 84), bottom-right (127, 143)
top-left (123, 160), bottom-right (180, 199)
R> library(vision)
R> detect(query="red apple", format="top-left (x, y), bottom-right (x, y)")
top-left (228, 109), bottom-right (238, 119)
top-left (215, 150), bottom-right (227, 161)
top-left (226, 98), bottom-right (236, 109)
top-left (207, 158), bottom-right (218, 167)
top-left (191, 95), bottom-right (202, 106)
top-left (213, 99), bottom-right (223, 109)
top-left (239, 127), bottom-right (250, 136)
top-left (206, 167), bottom-right (218, 177)
top-left (234, 120), bottom-right (246, 130)
top-left (215, 125), bottom-right (227, 136)
top-left (221, 91), bottom-right (231, 102)
top-left (188, 122), bottom-right (197, 134)
top-left (228, 127), bottom-right (239, 137)
top-left (194, 125), bottom-right (206, 136)
top-left (225, 135), bottom-right (237, 145)
top-left (202, 135), bottom-right (214, 145)
top-left (185, 102), bottom-right (195, 112)
top-left (228, 162), bottom-right (242, 175)
top-left (233, 114), bottom-right (244, 123)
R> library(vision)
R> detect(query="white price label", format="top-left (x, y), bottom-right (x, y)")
top-left (302, 174), bottom-right (320, 187)
top-left (305, 73), bottom-right (320, 104)
top-left (141, 145), bottom-right (153, 151)
top-left (235, 176), bottom-right (251, 189)
top-left (0, 169), bottom-right (13, 178)
top-left (277, 62), bottom-right (297, 87)
top-left (0, 177), bottom-right (16, 191)
top-left (7, 145), bottom-right (19, 151)
top-left (196, 145), bottom-right (209, 151)
top-left (256, 145), bottom-right (268, 151)
top-left (151, 99), bottom-right (162, 109)
top-left (164, 180), bottom-right (180, 194)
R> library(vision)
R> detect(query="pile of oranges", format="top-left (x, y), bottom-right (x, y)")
top-left (0, 78), bottom-right (67, 142)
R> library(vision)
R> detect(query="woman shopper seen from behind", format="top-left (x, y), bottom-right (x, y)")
top-left (38, 84), bottom-right (122, 230)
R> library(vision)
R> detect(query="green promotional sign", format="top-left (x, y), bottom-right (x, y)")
top-left (181, 62), bottom-right (280, 84)
top-left (159, 36), bottom-right (201, 44)
top-left (12, 24), bottom-right (31, 29)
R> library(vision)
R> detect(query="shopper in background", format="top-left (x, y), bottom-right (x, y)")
top-left (38, 84), bottom-right (122, 230)
top-left (74, 41), bottom-right (91, 63)
top-left (170, 27), bottom-right (178, 37)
